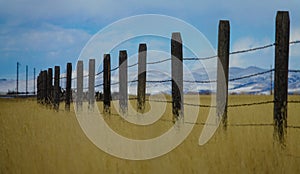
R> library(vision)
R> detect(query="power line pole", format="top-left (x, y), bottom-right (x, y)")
top-left (26, 65), bottom-right (28, 95)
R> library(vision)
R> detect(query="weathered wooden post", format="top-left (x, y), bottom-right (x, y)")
top-left (37, 72), bottom-right (41, 103)
top-left (77, 60), bottom-right (83, 109)
top-left (274, 11), bottom-right (290, 143)
top-left (65, 63), bottom-right (72, 111)
top-left (33, 68), bottom-right (36, 95)
top-left (47, 68), bottom-right (53, 106)
top-left (39, 72), bottom-right (42, 102)
top-left (89, 59), bottom-right (95, 109)
top-left (216, 20), bottom-right (230, 128)
top-left (103, 54), bottom-right (111, 113)
top-left (119, 50), bottom-right (128, 113)
top-left (42, 70), bottom-right (47, 104)
top-left (171, 32), bottom-right (183, 121)
top-left (54, 66), bottom-right (60, 111)
top-left (137, 43), bottom-right (147, 112)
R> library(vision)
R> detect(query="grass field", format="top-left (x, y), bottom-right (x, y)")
top-left (0, 95), bottom-right (300, 173)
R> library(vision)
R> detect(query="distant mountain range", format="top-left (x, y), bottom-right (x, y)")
top-left (1, 66), bottom-right (299, 95)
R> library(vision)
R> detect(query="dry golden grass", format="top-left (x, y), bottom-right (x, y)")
top-left (0, 95), bottom-right (300, 173)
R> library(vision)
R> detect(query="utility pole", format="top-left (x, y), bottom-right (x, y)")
top-left (16, 62), bottom-right (20, 95)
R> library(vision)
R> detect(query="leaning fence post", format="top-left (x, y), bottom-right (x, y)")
top-left (171, 32), bottom-right (183, 121)
top-left (103, 54), bottom-right (111, 113)
top-left (54, 66), bottom-right (60, 111)
top-left (47, 68), bottom-right (53, 107)
top-left (119, 50), bottom-right (128, 114)
top-left (65, 63), bottom-right (72, 111)
top-left (216, 20), bottom-right (230, 128)
top-left (137, 44), bottom-right (147, 112)
top-left (77, 60), bottom-right (83, 109)
top-left (89, 59), bottom-right (95, 109)
top-left (274, 11), bottom-right (290, 143)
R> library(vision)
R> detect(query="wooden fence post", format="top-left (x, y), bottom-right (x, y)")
top-left (65, 63), bottom-right (72, 111)
top-left (119, 50), bottom-right (128, 113)
top-left (42, 70), bottom-right (47, 104)
top-left (138, 43), bottom-right (147, 112)
top-left (216, 20), bottom-right (230, 128)
top-left (274, 11), bottom-right (290, 143)
top-left (37, 72), bottom-right (41, 103)
top-left (77, 60), bottom-right (83, 109)
top-left (40, 72), bottom-right (43, 102)
top-left (54, 66), bottom-right (60, 111)
top-left (171, 32), bottom-right (183, 120)
top-left (103, 54), bottom-right (111, 113)
top-left (47, 68), bottom-right (53, 106)
top-left (89, 59), bottom-right (95, 109)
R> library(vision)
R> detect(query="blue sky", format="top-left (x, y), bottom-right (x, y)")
top-left (0, 0), bottom-right (299, 80)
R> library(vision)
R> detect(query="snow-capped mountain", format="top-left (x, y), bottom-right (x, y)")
top-left (1, 66), bottom-right (299, 95)
top-left (228, 66), bottom-right (300, 94)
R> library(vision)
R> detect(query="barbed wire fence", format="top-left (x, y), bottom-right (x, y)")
top-left (38, 39), bottom-right (300, 114)
top-left (38, 39), bottom-right (300, 127)
top-left (36, 12), bottom-right (300, 142)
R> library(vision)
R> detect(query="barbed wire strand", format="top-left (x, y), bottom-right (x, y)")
top-left (183, 79), bottom-right (217, 84)
top-left (289, 70), bottom-right (300, 73)
top-left (230, 43), bottom-right (275, 55)
top-left (50, 40), bottom-right (300, 82)
top-left (128, 62), bottom-right (138, 68)
top-left (146, 79), bottom-right (172, 83)
top-left (183, 69), bottom-right (274, 84)
top-left (229, 69), bottom-right (274, 82)
top-left (147, 58), bottom-right (171, 64)
top-left (183, 55), bottom-right (218, 61)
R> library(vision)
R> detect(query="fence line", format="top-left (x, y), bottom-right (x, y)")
top-left (54, 40), bottom-right (300, 83)
top-left (41, 43), bottom-right (300, 94)
top-left (67, 67), bottom-right (300, 88)
top-left (52, 39), bottom-right (300, 83)
top-left (94, 39), bottom-right (300, 76)
top-left (37, 11), bottom-right (300, 144)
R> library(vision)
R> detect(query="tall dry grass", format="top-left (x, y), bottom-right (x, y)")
top-left (0, 95), bottom-right (299, 173)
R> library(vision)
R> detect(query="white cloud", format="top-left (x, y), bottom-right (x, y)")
top-left (290, 27), bottom-right (300, 57)
top-left (0, 23), bottom-right (91, 52)
top-left (0, 22), bottom-right (93, 79)
top-left (1, 0), bottom-right (300, 78)
top-left (230, 37), bottom-right (273, 68)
